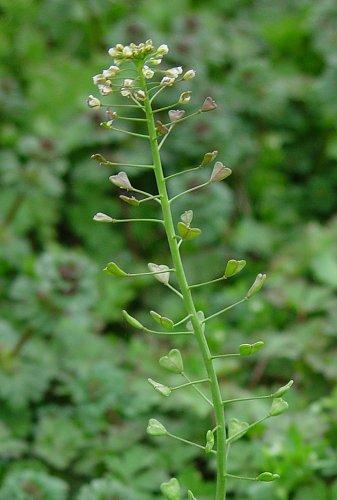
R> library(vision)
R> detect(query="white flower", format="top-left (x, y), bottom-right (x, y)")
top-left (157, 44), bottom-right (169, 56)
top-left (121, 88), bottom-right (131, 97)
top-left (183, 69), bottom-right (196, 80)
top-left (102, 65), bottom-right (120, 78)
top-left (98, 83), bottom-right (112, 95)
top-left (134, 90), bottom-right (146, 100)
top-left (92, 73), bottom-right (106, 85)
top-left (86, 95), bottom-right (101, 108)
top-left (160, 76), bottom-right (175, 86)
top-left (123, 46), bottom-right (133, 57)
top-left (108, 47), bottom-right (118, 57)
top-left (165, 66), bottom-right (182, 78)
top-left (123, 79), bottom-right (133, 87)
top-left (93, 212), bottom-right (113, 223)
top-left (179, 91), bottom-right (192, 104)
top-left (142, 65), bottom-right (154, 79)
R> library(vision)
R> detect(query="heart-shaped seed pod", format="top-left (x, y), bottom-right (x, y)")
top-left (159, 349), bottom-right (183, 374)
top-left (177, 221), bottom-right (201, 241)
top-left (147, 263), bottom-right (170, 284)
top-left (148, 378), bottom-right (171, 397)
top-left (109, 172), bottom-right (133, 190)
top-left (168, 109), bottom-right (185, 122)
top-left (201, 96), bottom-right (217, 111)
top-left (156, 120), bottom-right (169, 135)
top-left (269, 398), bottom-right (289, 417)
top-left (103, 261), bottom-right (127, 277)
top-left (224, 259), bottom-right (246, 278)
top-left (228, 418), bottom-right (249, 442)
top-left (180, 210), bottom-right (193, 226)
top-left (93, 212), bottom-right (113, 223)
top-left (200, 150), bottom-right (218, 166)
top-left (205, 429), bottom-right (215, 454)
top-left (257, 472), bottom-right (280, 482)
top-left (186, 311), bottom-right (205, 332)
top-left (160, 478), bottom-right (181, 499)
top-left (210, 162), bottom-right (232, 182)
top-left (272, 380), bottom-right (294, 398)
top-left (150, 310), bottom-right (174, 330)
top-left (91, 153), bottom-right (109, 165)
top-left (146, 418), bottom-right (167, 436)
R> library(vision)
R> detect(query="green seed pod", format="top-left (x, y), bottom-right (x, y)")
top-left (122, 310), bottom-right (144, 330)
top-left (159, 349), bottom-right (184, 374)
top-left (148, 378), bottom-right (171, 397)
top-left (246, 273), bottom-right (267, 299)
top-left (205, 430), bottom-right (215, 454)
top-left (251, 341), bottom-right (265, 353)
top-left (150, 310), bottom-right (174, 330)
top-left (160, 478), bottom-right (181, 500)
top-left (187, 491), bottom-right (197, 500)
top-left (146, 418), bottom-right (167, 436)
top-left (200, 150), bottom-right (218, 166)
top-left (119, 195), bottom-right (140, 206)
top-left (228, 418), bottom-right (249, 442)
top-left (104, 261), bottom-right (127, 277)
top-left (257, 472), bottom-right (280, 482)
top-left (224, 259), bottom-right (246, 278)
top-left (210, 162), bottom-right (232, 182)
top-left (239, 344), bottom-right (252, 356)
top-left (272, 380), bottom-right (294, 398)
top-left (177, 222), bottom-right (201, 241)
top-left (269, 398), bottom-right (289, 417)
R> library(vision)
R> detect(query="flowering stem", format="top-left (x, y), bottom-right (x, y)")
top-left (138, 63), bottom-right (228, 500)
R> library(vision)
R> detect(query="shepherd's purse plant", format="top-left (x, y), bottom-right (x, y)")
top-left (87, 40), bottom-right (293, 500)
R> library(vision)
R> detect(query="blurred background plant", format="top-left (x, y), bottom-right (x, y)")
top-left (1, 0), bottom-right (337, 498)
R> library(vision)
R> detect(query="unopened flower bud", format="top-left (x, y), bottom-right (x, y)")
top-left (93, 212), bottom-right (113, 223)
top-left (157, 44), bottom-right (169, 56)
top-left (123, 46), bottom-right (132, 57)
top-left (183, 69), bottom-right (196, 80)
top-left (246, 273), bottom-right (267, 298)
top-left (179, 91), bottom-right (192, 104)
top-left (147, 418), bottom-right (167, 436)
top-left (160, 76), bottom-right (175, 86)
top-left (165, 66), bottom-right (183, 78)
top-left (142, 65), bottom-right (154, 79)
top-left (201, 96), bottom-right (217, 111)
top-left (86, 95), bottom-right (101, 108)
top-left (149, 58), bottom-right (162, 65)
top-left (109, 172), bottom-right (133, 190)
top-left (119, 195), bottom-right (140, 206)
top-left (108, 47), bottom-right (118, 57)
top-left (106, 108), bottom-right (118, 121)
top-left (102, 65), bottom-right (120, 78)
top-left (168, 109), bottom-right (185, 122)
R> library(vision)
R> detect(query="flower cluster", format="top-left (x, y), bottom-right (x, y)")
top-left (108, 40), bottom-right (168, 64)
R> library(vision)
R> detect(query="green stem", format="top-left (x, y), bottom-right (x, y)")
top-left (171, 378), bottom-right (210, 391)
top-left (167, 432), bottom-right (216, 454)
top-left (190, 276), bottom-right (225, 289)
top-left (138, 64), bottom-right (228, 500)
top-left (222, 395), bottom-right (271, 405)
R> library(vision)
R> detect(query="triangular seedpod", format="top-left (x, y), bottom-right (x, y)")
top-left (104, 261), bottom-right (127, 277)
top-left (148, 263), bottom-right (170, 284)
top-left (177, 221), bottom-right (201, 241)
top-left (224, 259), bottom-right (246, 278)
top-left (251, 341), bottom-right (265, 353)
top-left (180, 210), bottom-right (193, 227)
top-left (119, 195), bottom-right (140, 206)
top-left (160, 478), bottom-right (181, 499)
top-left (159, 349), bottom-right (184, 374)
top-left (269, 398), bottom-right (289, 417)
top-left (257, 472), bottom-right (280, 482)
top-left (200, 150), bottom-right (218, 167)
top-left (122, 310), bottom-right (144, 330)
top-left (201, 96), bottom-right (217, 112)
top-left (148, 378), bottom-right (171, 397)
top-left (210, 162), bottom-right (232, 182)
top-left (168, 109), bottom-right (185, 122)
top-left (147, 418), bottom-right (167, 436)
top-left (272, 380), bottom-right (294, 398)
top-left (228, 418), bottom-right (249, 442)
top-left (246, 273), bottom-right (267, 298)
top-left (109, 171), bottom-right (133, 190)
top-left (150, 310), bottom-right (174, 330)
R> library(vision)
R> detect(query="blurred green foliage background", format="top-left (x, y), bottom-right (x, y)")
top-left (1, 0), bottom-right (337, 498)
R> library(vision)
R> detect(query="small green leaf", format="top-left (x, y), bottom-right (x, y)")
top-left (224, 259), bottom-right (246, 278)
top-left (269, 398), bottom-right (289, 417)
top-left (104, 262), bottom-right (127, 277)
top-left (148, 378), bottom-right (171, 397)
top-left (180, 210), bottom-right (193, 226)
top-left (160, 478), bottom-right (181, 500)
top-left (119, 195), bottom-right (140, 206)
top-left (177, 221), bottom-right (201, 241)
top-left (150, 311), bottom-right (174, 330)
top-left (205, 430), bottom-right (214, 454)
top-left (246, 273), bottom-right (267, 298)
top-left (122, 310), bottom-right (144, 330)
top-left (146, 418), bottom-right (167, 436)
top-left (159, 349), bottom-right (184, 374)
top-left (257, 472), bottom-right (280, 482)
top-left (272, 380), bottom-right (294, 398)
top-left (228, 418), bottom-right (249, 442)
